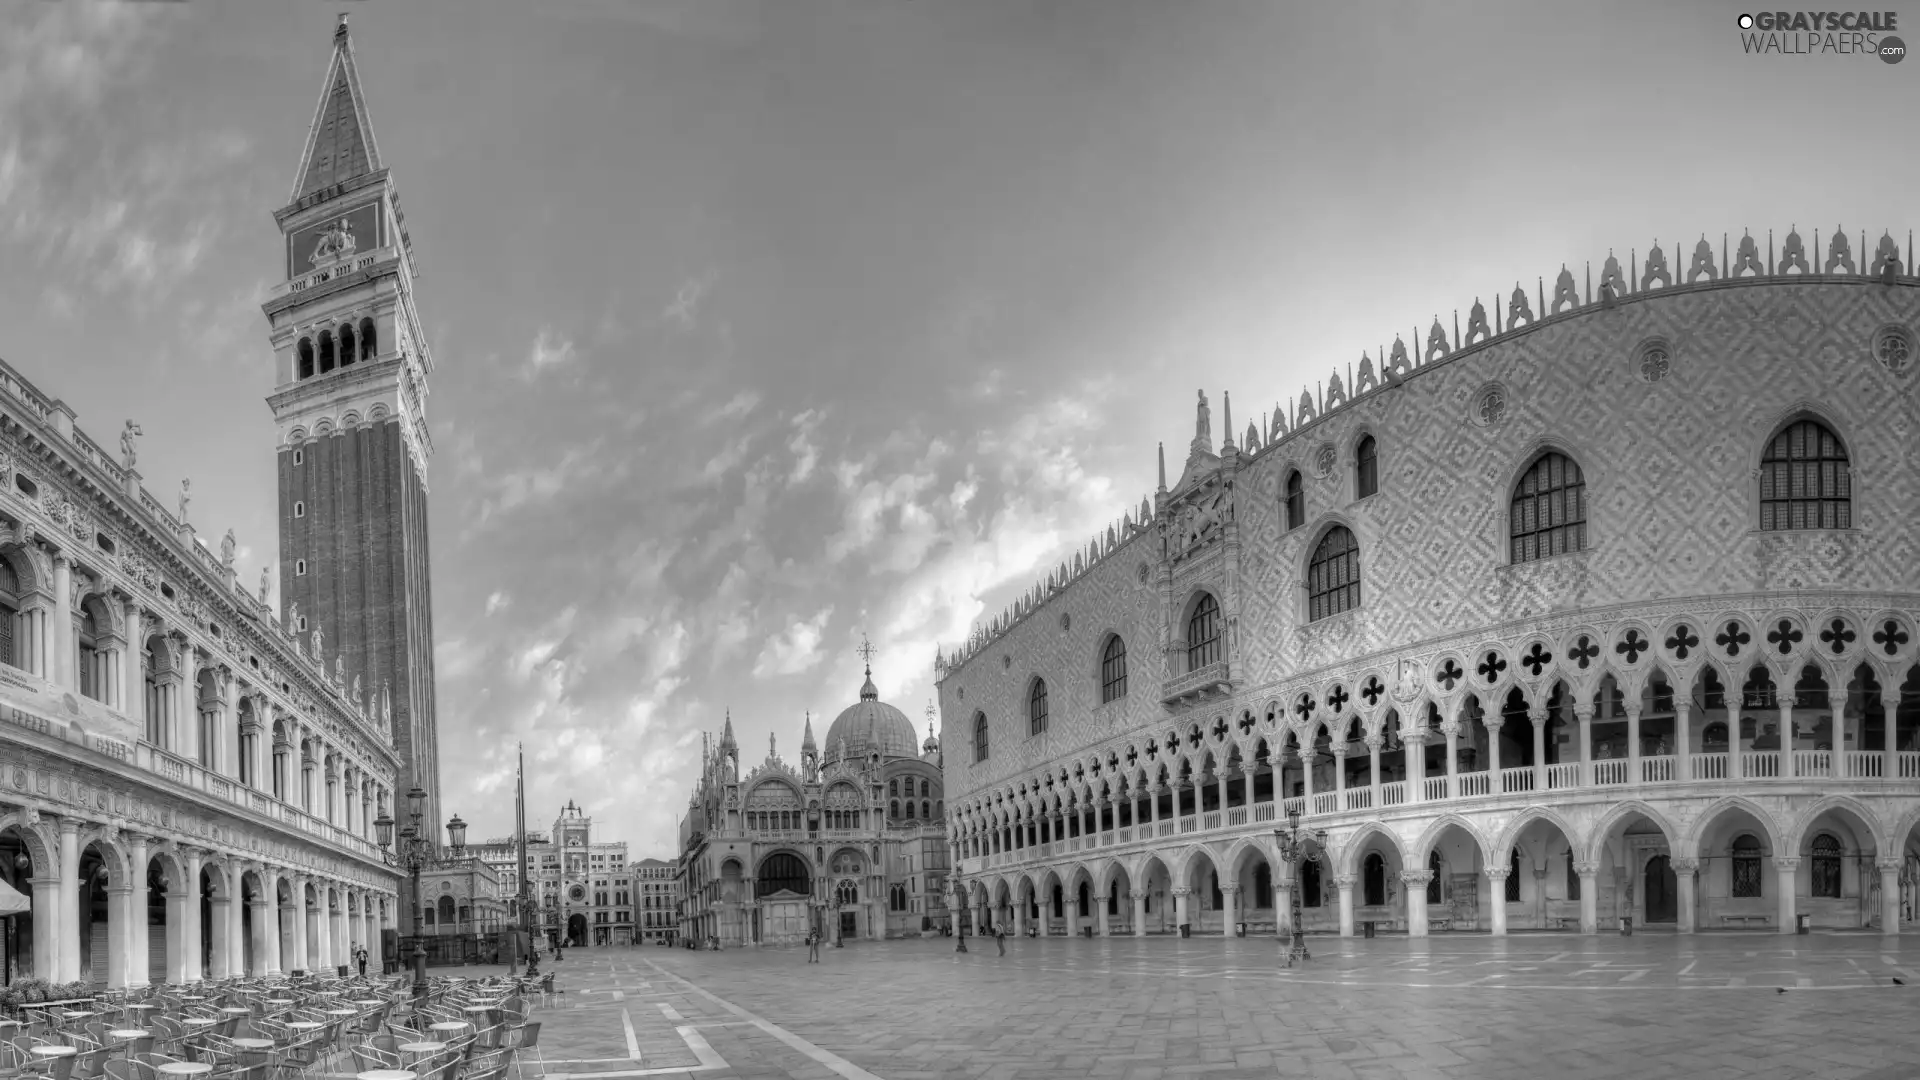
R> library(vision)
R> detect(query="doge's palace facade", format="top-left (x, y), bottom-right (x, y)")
top-left (939, 228), bottom-right (1920, 940)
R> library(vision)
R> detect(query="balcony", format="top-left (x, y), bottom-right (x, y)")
top-left (955, 748), bottom-right (1920, 877)
top-left (1161, 661), bottom-right (1232, 706)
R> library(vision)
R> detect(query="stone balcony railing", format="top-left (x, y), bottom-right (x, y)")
top-left (1161, 661), bottom-right (1232, 706)
top-left (955, 748), bottom-right (1920, 875)
top-left (272, 246), bottom-right (399, 298)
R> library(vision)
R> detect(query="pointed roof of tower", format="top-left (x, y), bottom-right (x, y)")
top-left (720, 709), bottom-right (737, 750)
top-left (802, 711), bottom-right (817, 752)
top-left (289, 13), bottom-right (386, 204)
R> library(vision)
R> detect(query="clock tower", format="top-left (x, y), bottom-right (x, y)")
top-left (260, 14), bottom-right (442, 835)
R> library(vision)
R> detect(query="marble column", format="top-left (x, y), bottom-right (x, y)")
top-left (291, 878), bottom-right (310, 974)
top-left (1624, 704), bottom-right (1642, 784)
top-left (51, 553), bottom-right (72, 691)
top-left (105, 882), bottom-right (131, 989)
top-left (1012, 897), bottom-right (1026, 938)
top-left (29, 872), bottom-right (58, 980)
top-left (182, 848), bottom-right (203, 983)
top-left (1674, 703), bottom-right (1693, 780)
top-left (1131, 889), bottom-right (1147, 937)
top-left (1882, 691), bottom-right (1902, 781)
top-left (1221, 883), bottom-right (1238, 938)
top-left (1574, 704), bottom-right (1594, 785)
top-left (164, 862), bottom-right (188, 985)
top-left (1366, 736), bottom-right (1382, 803)
top-left (1403, 732), bottom-right (1425, 803)
top-left (127, 835), bottom-right (150, 986)
top-left (1775, 857), bottom-right (1800, 934)
top-left (1880, 858), bottom-right (1903, 935)
top-left (226, 863), bottom-right (245, 977)
top-left (1485, 868), bottom-right (1509, 935)
top-left (1485, 717), bottom-right (1503, 790)
top-left (1576, 862), bottom-right (1598, 935)
top-left (1443, 724), bottom-right (1459, 799)
top-left (56, 818), bottom-right (80, 982)
top-left (1779, 701), bottom-right (1797, 779)
top-left (1401, 871), bottom-right (1430, 937)
top-left (1172, 886), bottom-right (1190, 933)
top-left (1334, 875), bottom-right (1354, 937)
top-left (1674, 857), bottom-right (1699, 934)
top-left (1095, 891), bottom-right (1110, 937)
top-left (1529, 710), bottom-right (1548, 791)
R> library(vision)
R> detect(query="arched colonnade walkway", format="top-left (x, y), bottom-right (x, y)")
top-left (953, 794), bottom-right (1920, 937)
top-left (0, 809), bottom-right (395, 985)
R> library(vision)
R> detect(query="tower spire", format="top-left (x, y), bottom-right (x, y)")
top-left (290, 10), bottom-right (385, 204)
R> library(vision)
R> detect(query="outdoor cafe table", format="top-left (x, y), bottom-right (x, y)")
top-left (156, 1062), bottom-right (213, 1079)
top-left (356, 1071), bottom-right (416, 1080)
top-left (107, 1031), bottom-right (147, 1060)
top-left (228, 1037), bottom-right (273, 1065)
top-left (396, 1042), bottom-right (444, 1065)
top-left (29, 1047), bottom-right (75, 1062)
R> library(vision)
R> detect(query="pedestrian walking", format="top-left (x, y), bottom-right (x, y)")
top-left (806, 929), bottom-right (821, 963)
top-left (995, 925), bottom-right (1006, 956)
top-left (354, 943), bottom-right (369, 976)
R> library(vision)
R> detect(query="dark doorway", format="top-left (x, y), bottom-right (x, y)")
top-left (1644, 855), bottom-right (1678, 923)
top-left (1363, 854), bottom-right (1386, 907)
top-left (567, 913), bottom-right (587, 946)
top-left (839, 911), bottom-right (856, 940)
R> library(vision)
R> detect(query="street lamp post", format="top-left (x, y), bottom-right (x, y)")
top-left (375, 786), bottom-right (468, 1006)
top-left (1273, 805), bottom-right (1327, 969)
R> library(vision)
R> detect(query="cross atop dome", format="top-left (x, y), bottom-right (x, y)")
top-left (857, 635), bottom-right (879, 701)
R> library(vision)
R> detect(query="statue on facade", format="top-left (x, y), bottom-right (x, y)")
top-left (1194, 390), bottom-right (1211, 449)
top-left (220, 528), bottom-right (236, 568)
top-left (309, 217), bottom-right (357, 266)
top-left (311, 624), bottom-right (324, 658)
top-left (120, 420), bottom-right (142, 469)
top-left (259, 564), bottom-right (271, 603)
top-left (287, 600), bottom-right (299, 633)
top-left (334, 655), bottom-right (345, 682)
top-left (177, 478), bottom-right (191, 524)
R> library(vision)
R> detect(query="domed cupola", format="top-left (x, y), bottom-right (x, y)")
top-left (822, 638), bottom-right (919, 767)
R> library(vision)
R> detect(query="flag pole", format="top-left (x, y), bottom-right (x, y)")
top-left (516, 743), bottom-right (537, 978)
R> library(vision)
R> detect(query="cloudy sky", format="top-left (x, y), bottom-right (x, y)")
top-left (0, 0), bottom-right (1909, 857)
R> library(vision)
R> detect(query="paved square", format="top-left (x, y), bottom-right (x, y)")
top-left (512, 933), bottom-right (1920, 1079)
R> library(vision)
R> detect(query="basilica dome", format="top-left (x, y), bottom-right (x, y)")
top-left (822, 669), bottom-right (919, 765)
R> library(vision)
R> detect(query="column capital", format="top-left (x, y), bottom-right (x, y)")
top-left (1170, 886), bottom-right (1192, 897)
top-left (1398, 869), bottom-right (1433, 887)
top-left (1573, 703), bottom-right (1596, 722)
top-left (1670, 857), bottom-right (1700, 874)
top-left (1482, 866), bottom-right (1510, 881)
top-left (1219, 883), bottom-right (1240, 895)
top-left (1332, 874), bottom-right (1356, 889)
top-left (1363, 734), bottom-right (1383, 752)
top-left (1573, 861), bottom-right (1599, 876)
top-left (1876, 856), bottom-right (1906, 873)
top-left (56, 817), bottom-right (79, 836)
top-left (1129, 889), bottom-right (1148, 900)
top-left (1527, 708), bottom-right (1549, 726)
top-left (1773, 856), bottom-right (1803, 872)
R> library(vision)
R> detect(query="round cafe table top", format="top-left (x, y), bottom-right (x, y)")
top-left (397, 1042), bottom-right (445, 1055)
top-left (156, 1064), bottom-right (213, 1078)
top-left (265, 1000), bottom-right (296, 1007)
top-left (462, 1006), bottom-right (493, 1014)
top-left (183, 1018), bottom-right (220, 1027)
top-left (219, 1008), bottom-right (252, 1015)
top-left (178, 996), bottom-right (207, 1002)
top-left (230, 988), bottom-right (262, 994)
top-left (352, 1000), bottom-right (385, 1007)
top-left (356, 1071), bottom-right (416, 1080)
top-left (230, 1039), bottom-right (275, 1051)
top-left (126, 1004), bottom-right (160, 1012)
top-left (428, 1023), bottom-right (469, 1033)
top-left (325, 1009), bottom-right (357, 1017)
top-left (108, 1030), bottom-right (148, 1040)
top-left (60, 1011), bottom-right (93, 1020)
top-left (30, 1046), bottom-right (76, 1058)
top-left (285, 1022), bottom-right (323, 1032)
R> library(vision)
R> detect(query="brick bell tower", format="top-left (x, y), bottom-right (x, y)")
top-left (260, 13), bottom-right (442, 837)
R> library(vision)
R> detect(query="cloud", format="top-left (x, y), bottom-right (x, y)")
top-left (660, 271), bottom-right (719, 331)
top-left (524, 328), bottom-right (577, 378)
top-left (485, 591), bottom-right (511, 616)
top-left (752, 607), bottom-right (834, 678)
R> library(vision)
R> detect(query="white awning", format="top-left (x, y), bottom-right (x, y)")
top-left (0, 879), bottom-right (29, 916)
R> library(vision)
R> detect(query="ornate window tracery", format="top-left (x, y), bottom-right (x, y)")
top-left (973, 712), bottom-right (989, 763)
top-left (1355, 436), bottom-right (1378, 499)
top-left (1028, 679), bottom-right (1049, 737)
top-left (1760, 419), bottom-right (1851, 530)
top-left (1810, 834), bottom-right (1842, 898)
top-left (1306, 526), bottom-right (1360, 622)
top-left (1187, 594), bottom-right (1221, 670)
top-left (1100, 635), bottom-right (1128, 703)
top-left (1731, 834), bottom-right (1764, 898)
top-left (1510, 452), bottom-right (1587, 563)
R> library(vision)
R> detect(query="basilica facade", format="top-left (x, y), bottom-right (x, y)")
top-left (0, 14), bottom-right (449, 986)
top-left (939, 229), bottom-right (1920, 939)
top-left (678, 660), bottom-right (950, 946)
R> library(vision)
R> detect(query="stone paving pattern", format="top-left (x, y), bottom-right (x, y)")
top-left (500, 933), bottom-right (1920, 1079)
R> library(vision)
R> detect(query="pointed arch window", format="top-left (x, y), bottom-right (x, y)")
top-left (1028, 679), bottom-right (1049, 736)
top-left (1284, 470), bottom-right (1304, 530)
top-left (1731, 834), bottom-right (1764, 898)
top-left (1186, 594), bottom-right (1221, 671)
top-left (1426, 851), bottom-right (1443, 904)
top-left (297, 338), bottom-right (315, 380)
top-left (972, 712), bottom-right (989, 763)
top-left (360, 317), bottom-right (378, 359)
top-left (1301, 858), bottom-right (1322, 907)
top-left (1760, 419), bottom-right (1850, 530)
top-left (1505, 848), bottom-right (1521, 903)
top-left (1510, 452), bottom-right (1587, 563)
top-left (1306, 526), bottom-right (1360, 622)
top-left (1355, 436), bottom-right (1378, 499)
top-left (1566, 853), bottom-right (1580, 901)
top-left (1254, 863), bottom-right (1272, 909)
top-left (1100, 635), bottom-right (1128, 703)
top-left (1810, 834), bottom-right (1842, 898)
